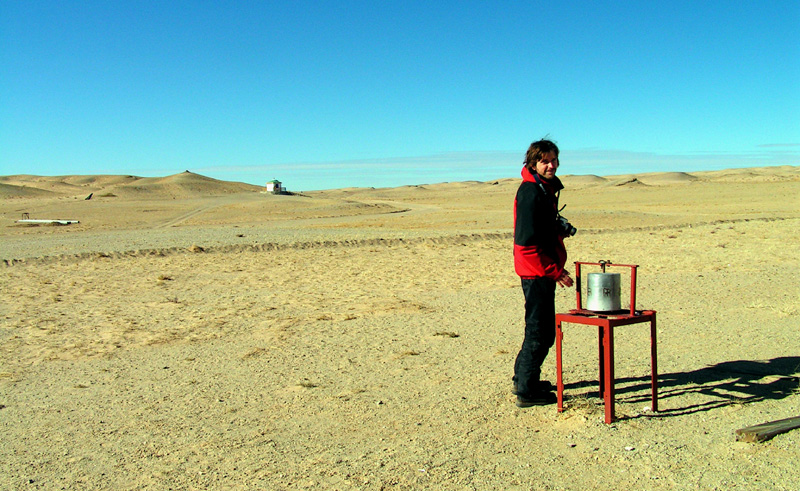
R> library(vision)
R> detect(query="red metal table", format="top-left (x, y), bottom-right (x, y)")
top-left (555, 262), bottom-right (658, 423)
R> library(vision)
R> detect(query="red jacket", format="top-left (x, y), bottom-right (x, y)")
top-left (513, 166), bottom-right (567, 279)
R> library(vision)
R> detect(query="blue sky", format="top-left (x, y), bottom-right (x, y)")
top-left (2, 1), bottom-right (798, 190)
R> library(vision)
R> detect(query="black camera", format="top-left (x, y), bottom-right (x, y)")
top-left (556, 215), bottom-right (577, 237)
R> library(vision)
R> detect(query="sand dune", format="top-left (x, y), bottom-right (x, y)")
top-left (57, 174), bottom-right (141, 187)
top-left (636, 171), bottom-right (699, 184)
top-left (1, 165), bottom-right (799, 489)
top-left (560, 174), bottom-right (608, 187)
top-left (0, 177), bottom-right (88, 197)
top-left (0, 182), bottom-right (57, 198)
top-left (0, 171), bottom-right (262, 200)
top-left (124, 171), bottom-right (263, 197)
top-left (3, 165), bottom-right (799, 200)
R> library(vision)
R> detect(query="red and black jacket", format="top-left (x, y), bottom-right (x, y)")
top-left (513, 166), bottom-right (567, 279)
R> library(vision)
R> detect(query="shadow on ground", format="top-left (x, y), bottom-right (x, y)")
top-left (564, 356), bottom-right (800, 419)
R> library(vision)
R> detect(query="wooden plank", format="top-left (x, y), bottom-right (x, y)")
top-left (735, 416), bottom-right (800, 443)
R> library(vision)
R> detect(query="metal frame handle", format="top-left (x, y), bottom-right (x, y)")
top-left (574, 261), bottom-right (638, 315)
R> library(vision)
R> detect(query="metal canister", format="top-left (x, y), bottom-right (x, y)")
top-left (586, 273), bottom-right (621, 312)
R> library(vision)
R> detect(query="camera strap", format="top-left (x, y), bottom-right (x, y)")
top-left (533, 172), bottom-right (560, 209)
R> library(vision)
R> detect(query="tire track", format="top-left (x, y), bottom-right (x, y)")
top-left (3, 216), bottom-right (794, 267)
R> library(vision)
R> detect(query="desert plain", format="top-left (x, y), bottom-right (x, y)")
top-left (1, 166), bottom-right (799, 490)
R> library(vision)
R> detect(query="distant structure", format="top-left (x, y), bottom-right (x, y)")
top-left (266, 179), bottom-right (285, 195)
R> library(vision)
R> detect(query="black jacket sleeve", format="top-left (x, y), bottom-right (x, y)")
top-left (514, 181), bottom-right (557, 248)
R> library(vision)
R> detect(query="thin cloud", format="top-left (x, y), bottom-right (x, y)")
top-left (562, 147), bottom-right (798, 176)
top-left (188, 147), bottom-right (798, 191)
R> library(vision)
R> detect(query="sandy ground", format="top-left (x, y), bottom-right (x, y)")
top-left (1, 167), bottom-right (799, 490)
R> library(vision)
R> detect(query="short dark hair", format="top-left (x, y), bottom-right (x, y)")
top-left (524, 139), bottom-right (559, 170)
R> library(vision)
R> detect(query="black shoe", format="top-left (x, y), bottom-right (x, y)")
top-left (512, 380), bottom-right (555, 395)
top-left (515, 391), bottom-right (557, 407)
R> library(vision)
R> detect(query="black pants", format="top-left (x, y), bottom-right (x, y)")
top-left (513, 277), bottom-right (556, 397)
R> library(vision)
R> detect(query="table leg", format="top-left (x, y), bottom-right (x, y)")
top-left (598, 326), bottom-right (605, 399)
top-left (650, 313), bottom-right (658, 412)
top-left (603, 324), bottom-right (615, 424)
top-left (556, 319), bottom-right (564, 413)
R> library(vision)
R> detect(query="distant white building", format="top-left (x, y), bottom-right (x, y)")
top-left (266, 179), bottom-right (284, 194)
